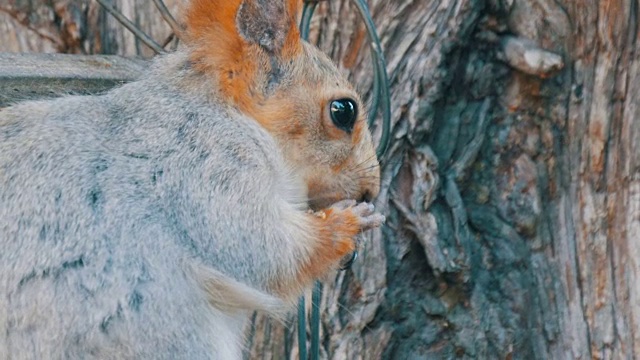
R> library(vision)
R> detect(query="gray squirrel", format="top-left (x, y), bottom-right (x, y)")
top-left (0, 0), bottom-right (383, 358)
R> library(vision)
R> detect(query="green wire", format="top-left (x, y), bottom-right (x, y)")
top-left (351, 0), bottom-right (391, 159)
top-left (298, 296), bottom-right (307, 360)
top-left (310, 282), bottom-right (323, 360)
top-left (300, 2), bottom-right (318, 40)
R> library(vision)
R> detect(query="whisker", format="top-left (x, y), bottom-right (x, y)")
top-left (354, 174), bottom-right (376, 181)
top-left (348, 156), bottom-right (406, 173)
top-left (365, 180), bottom-right (383, 184)
top-left (352, 165), bottom-right (381, 174)
top-left (346, 153), bottom-right (379, 172)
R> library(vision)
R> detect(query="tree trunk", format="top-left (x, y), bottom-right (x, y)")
top-left (1, 0), bottom-right (638, 359)
top-left (0, 0), bottom-right (181, 56)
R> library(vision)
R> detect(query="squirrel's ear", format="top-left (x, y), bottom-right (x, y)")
top-left (184, 0), bottom-right (302, 114)
top-left (237, 0), bottom-right (301, 53)
top-left (185, 0), bottom-right (301, 55)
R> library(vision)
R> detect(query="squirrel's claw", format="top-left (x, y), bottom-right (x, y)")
top-left (351, 202), bottom-right (385, 231)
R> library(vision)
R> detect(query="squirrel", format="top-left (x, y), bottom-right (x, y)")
top-left (0, 0), bottom-right (383, 358)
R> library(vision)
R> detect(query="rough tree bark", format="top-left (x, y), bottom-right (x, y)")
top-left (0, 0), bottom-right (180, 56)
top-left (1, 0), bottom-right (639, 359)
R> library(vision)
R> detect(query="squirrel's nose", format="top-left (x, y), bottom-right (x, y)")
top-left (359, 190), bottom-right (373, 203)
top-left (358, 174), bottom-right (380, 203)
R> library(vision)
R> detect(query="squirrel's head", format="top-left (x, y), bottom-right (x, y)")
top-left (184, 0), bottom-right (380, 210)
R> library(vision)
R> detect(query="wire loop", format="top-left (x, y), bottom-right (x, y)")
top-left (297, 2), bottom-right (390, 359)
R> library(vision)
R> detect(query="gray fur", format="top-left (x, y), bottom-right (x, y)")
top-left (0, 51), bottom-right (318, 359)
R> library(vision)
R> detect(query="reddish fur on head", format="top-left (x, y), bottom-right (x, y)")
top-left (182, 0), bottom-right (380, 210)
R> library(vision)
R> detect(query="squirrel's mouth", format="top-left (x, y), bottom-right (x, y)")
top-left (307, 195), bottom-right (341, 212)
top-left (305, 177), bottom-right (348, 211)
top-left (307, 189), bottom-right (372, 211)
top-left (305, 169), bottom-right (377, 211)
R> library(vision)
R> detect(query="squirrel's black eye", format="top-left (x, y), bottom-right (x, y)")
top-left (330, 98), bottom-right (358, 133)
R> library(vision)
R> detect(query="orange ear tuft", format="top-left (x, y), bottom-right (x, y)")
top-left (283, 0), bottom-right (303, 58)
top-left (184, 0), bottom-right (251, 105)
top-left (184, 0), bottom-right (242, 43)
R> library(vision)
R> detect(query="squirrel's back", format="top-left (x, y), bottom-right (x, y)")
top-left (0, 52), bottom-right (297, 359)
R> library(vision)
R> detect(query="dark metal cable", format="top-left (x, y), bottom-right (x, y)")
top-left (300, 2), bottom-right (318, 40)
top-left (297, 296), bottom-right (308, 360)
top-left (151, 0), bottom-right (183, 38)
top-left (161, 33), bottom-right (176, 48)
top-left (96, 0), bottom-right (166, 55)
top-left (351, 0), bottom-right (391, 159)
top-left (310, 282), bottom-right (323, 360)
top-left (368, 64), bottom-right (381, 128)
top-left (372, 44), bottom-right (391, 159)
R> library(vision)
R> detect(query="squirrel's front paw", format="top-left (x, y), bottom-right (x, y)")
top-left (317, 200), bottom-right (385, 259)
top-left (348, 201), bottom-right (386, 231)
top-left (296, 201), bottom-right (385, 284)
top-left (324, 200), bottom-right (384, 269)
top-left (326, 200), bottom-right (385, 230)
